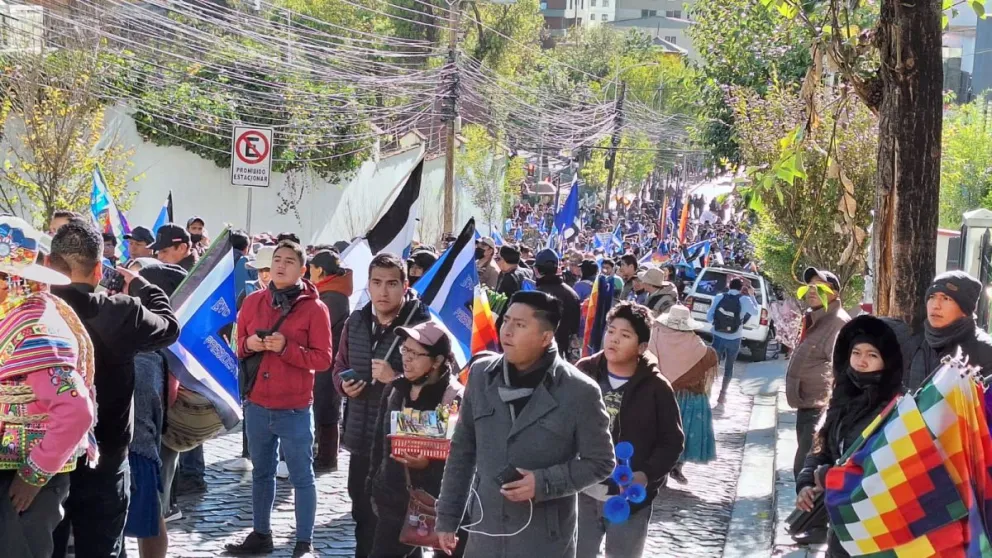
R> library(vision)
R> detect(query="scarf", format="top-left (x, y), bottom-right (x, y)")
top-left (499, 344), bottom-right (557, 420)
top-left (652, 324), bottom-right (709, 384)
top-left (269, 281), bottom-right (303, 314)
top-left (924, 316), bottom-right (975, 350)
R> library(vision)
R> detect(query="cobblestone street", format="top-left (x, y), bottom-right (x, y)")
top-left (125, 361), bottom-right (756, 558)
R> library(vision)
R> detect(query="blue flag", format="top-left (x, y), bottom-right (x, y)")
top-left (491, 229), bottom-right (505, 247)
top-left (163, 228), bottom-right (242, 428)
top-left (611, 223), bottom-right (623, 253)
top-left (414, 218), bottom-right (477, 367)
top-left (153, 191), bottom-right (174, 233)
top-left (554, 177), bottom-right (580, 241)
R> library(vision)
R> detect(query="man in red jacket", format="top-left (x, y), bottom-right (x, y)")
top-left (226, 240), bottom-right (333, 558)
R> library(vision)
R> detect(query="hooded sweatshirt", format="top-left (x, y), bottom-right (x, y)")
top-left (236, 279), bottom-right (334, 409)
top-left (315, 271), bottom-right (354, 358)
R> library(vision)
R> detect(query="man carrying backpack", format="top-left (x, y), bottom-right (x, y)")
top-left (707, 277), bottom-right (758, 410)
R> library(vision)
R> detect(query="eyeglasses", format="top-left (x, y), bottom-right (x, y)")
top-left (399, 346), bottom-right (431, 359)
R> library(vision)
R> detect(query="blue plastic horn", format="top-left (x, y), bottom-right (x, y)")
top-left (612, 464), bottom-right (633, 487)
top-left (615, 441), bottom-right (634, 461)
top-left (626, 483), bottom-right (647, 504)
top-left (603, 495), bottom-right (630, 523)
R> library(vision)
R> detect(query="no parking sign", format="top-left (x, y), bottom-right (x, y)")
top-left (231, 125), bottom-right (273, 187)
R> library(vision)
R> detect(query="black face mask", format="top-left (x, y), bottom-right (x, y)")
top-left (475, 247), bottom-right (486, 260)
top-left (846, 366), bottom-right (884, 390)
top-left (190, 234), bottom-right (203, 244)
top-left (409, 274), bottom-right (422, 284)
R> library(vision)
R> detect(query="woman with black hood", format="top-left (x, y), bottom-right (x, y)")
top-left (794, 315), bottom-right (905, 557)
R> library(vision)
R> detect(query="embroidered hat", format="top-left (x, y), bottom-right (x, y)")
top-left (0, 216), bottom-right (70, 285)
top-left (655, 304), bottom-right (701, 332)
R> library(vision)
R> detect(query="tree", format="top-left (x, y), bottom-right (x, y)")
top-left (733, 84), bottom-right (875, 305)
top-left (459, 124), bottom-right (512, 233)
top-left (758, 0), bottom-right (948, 326)
top-left (939, 97), bottom-right (992, 228)
top-left (687, 0), bottom-right (812, 163)
top-left (0, 50), bottom-right (137, 227)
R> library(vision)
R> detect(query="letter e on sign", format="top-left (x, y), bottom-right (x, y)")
top-left (231, 126), bottom-right (273, 187)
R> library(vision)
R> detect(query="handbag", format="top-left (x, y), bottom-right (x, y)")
top-left (785, 491), bottom-right (827, 535)
top-left (239, 310), bottom-right (293, 399)
top-left (398, 467), bottom-right (443, 550)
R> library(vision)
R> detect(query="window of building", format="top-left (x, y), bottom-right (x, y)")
top-left (569, 0), bottom-right (573, 9)
top-left (664, 10), bottom-right (681, 17)
top-left (602, 13), bottom-right (608, 20)
top-left (664, 35), bottom-right (677, 44)
top-left (603, 0), bottom-right (609, 6)
top-left (641, 9), bottom-right (657, 16)
top-left (591, 0), bottom-right (596, 6)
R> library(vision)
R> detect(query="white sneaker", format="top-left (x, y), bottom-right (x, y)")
top-left (276, 461), bottom-right (289, 479)
top-left (224, 457), bottom-right (253, 472)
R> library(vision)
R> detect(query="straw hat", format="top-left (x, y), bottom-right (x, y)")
top-left (0, 216), bottom-right (70, 285)
top-left (656, 304), bottom-right (701, 332)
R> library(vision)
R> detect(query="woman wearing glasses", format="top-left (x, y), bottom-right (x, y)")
top-left (366, 321), bottom-right (464, 557)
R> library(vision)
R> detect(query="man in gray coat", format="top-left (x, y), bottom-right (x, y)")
top-left (435, 291), bottom-right (615, 557)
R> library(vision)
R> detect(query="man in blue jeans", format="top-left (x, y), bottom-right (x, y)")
top-left (706, 278), bottom-right (758, 410)
top-left (227, 241), bottom-right (333, 558)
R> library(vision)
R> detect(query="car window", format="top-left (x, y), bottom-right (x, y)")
top-left (694, 270), bottom-right (764, 304)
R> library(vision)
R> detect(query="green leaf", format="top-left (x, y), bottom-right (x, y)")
top-left (748, 193), bottom-right (766, 212)
top-left (943, 0), bottom-right (953, 10)
top-left (774, 183), bottom-right (785, 204)
top-left (797, 285), bottom-right (810, 299)
top-left (972, 0), bottom-right (985, 19)
top-left (943, 14), bottom-right (950, 29)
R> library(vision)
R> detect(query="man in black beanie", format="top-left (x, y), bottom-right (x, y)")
top-left (495, 243), bottom-right (532, 300)
top-left (905, 270), bottom-right (992, 390)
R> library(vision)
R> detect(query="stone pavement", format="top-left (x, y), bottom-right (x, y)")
top-left (124, 358), bottom-right (761, 557)
top-left (772, 385), bottom-right (827, 558)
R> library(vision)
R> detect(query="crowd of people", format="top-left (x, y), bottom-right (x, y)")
top-left (0, 183), bottom-right (763, 558)
top-left (7, 176), bottom-right (991, 558)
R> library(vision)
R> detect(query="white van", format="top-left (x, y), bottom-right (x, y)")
top-left (683, 267), bottom-right (776, 361)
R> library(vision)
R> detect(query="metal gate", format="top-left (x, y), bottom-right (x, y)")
top-left (978, 229), bottom-right (992, 330)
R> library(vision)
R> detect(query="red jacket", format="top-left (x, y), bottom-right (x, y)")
top-left (236, 281), bottom-right (333, 410)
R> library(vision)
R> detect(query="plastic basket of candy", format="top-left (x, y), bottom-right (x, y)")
top-left (388, 435), bottom-right (451, 461)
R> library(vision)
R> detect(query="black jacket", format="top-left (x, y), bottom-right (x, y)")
top-left (52, 279), bottom-right (181, 467)
top-left (575, 352), bottom-right (685, 512)
top-left (797, 316), bottom-right (905, 557)
top-left (905, 322), bottom-right (992, 391)
top-left (536, 274), bottom-right (581, 359)
top-left (332, 292), bottom-right (431, 455)
top-left (367, 372), bottom-right (462, 520)
top-left (495, 266), bottom-right (531, 299)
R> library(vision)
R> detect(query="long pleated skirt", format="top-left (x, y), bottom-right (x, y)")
top-left (676, 390), bottom-right (716, 463)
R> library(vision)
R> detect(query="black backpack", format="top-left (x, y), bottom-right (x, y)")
top-left (713, 293), bottom-right (743, 334)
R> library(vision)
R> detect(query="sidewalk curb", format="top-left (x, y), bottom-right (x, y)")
top-left (772, 386), bottom-right (827, 557)
top-left (722, 390), bottom-right (778, 558)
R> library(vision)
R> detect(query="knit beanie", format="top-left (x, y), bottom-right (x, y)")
top-left (926, 270), bottom-right (982, 316)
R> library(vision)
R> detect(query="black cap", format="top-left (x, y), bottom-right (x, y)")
top-left (149, 223), bottom-right (191, 251)
top-left (803, 267), bottom-right (841, 292)
top-left (124, 226), bottom-right (155, 244)
top-left (102, 232), bottom-right (117, 245)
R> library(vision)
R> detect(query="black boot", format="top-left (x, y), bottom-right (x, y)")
top-left (314, 425), bottom-right (339, 473)
top-left (225, 531), bottom-right (274, 555)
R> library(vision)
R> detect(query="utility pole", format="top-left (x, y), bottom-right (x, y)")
top-left (441, 0), bottom-right (462, 237)
top-left (602, 80), bottom-right (626, 216)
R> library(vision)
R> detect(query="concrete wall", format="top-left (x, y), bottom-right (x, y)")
top-left (5, 104), bottom-right (501, 247)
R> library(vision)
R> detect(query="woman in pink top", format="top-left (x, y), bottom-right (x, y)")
top-left (0, 216), bottom-right (97, 557)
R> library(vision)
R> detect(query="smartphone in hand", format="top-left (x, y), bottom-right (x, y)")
top-left (99, 267), bottom-right (125, 293)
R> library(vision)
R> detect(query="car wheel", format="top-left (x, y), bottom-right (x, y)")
top-left (751, 332), bottom-right (772, 362)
